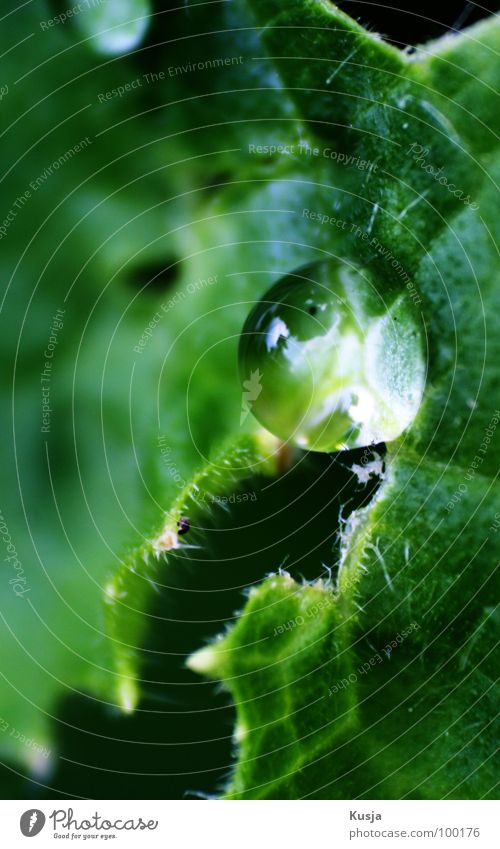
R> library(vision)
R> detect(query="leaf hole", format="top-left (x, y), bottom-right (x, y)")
top-left (128, 257), bottom-right (180, 294)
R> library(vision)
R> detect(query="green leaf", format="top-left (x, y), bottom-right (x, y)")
top-left (0, 0), bottom-right (302, 773)
top-left (73, 0), bottom-right (152, 56)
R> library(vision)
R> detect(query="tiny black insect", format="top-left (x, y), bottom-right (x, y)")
top-left (177, 516), bottom-right (190, 535)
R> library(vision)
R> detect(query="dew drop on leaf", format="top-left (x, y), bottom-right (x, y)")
top-left (238, 261), bottom-right (426, 452)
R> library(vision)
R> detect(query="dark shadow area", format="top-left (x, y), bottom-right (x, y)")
top-left (337, 0), bottom-right (500, 47)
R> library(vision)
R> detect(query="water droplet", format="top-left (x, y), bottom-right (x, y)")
top-left (238, 261), bottom-right (426, 452)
